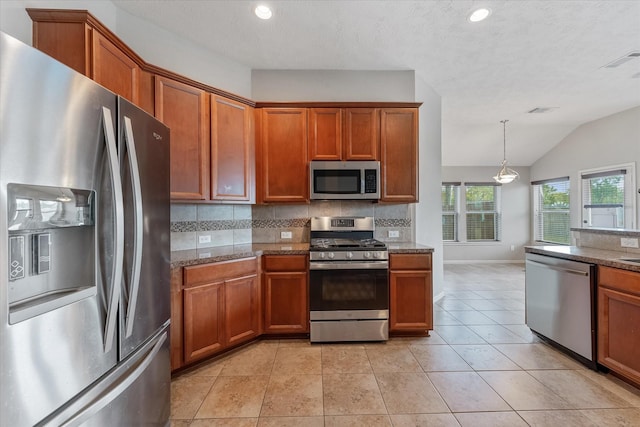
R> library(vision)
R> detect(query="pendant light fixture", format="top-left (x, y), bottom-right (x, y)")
top-left (493, 119), bottom-right (519, 184)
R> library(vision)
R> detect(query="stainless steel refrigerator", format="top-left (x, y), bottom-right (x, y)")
top-left (0, 32), bottom-right (171, 426)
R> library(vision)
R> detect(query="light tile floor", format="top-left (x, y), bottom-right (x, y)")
top-left (171, 263), bottom-right (640, 426)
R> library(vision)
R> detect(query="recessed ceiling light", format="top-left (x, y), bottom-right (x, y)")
top-left (468, 8), bottom-right (491, 22)
top-left (254, 5), bottom-right (273, 20)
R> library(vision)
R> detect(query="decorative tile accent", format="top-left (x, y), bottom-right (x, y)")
top-left (171, 221), bottom-right (198, 232)
top-left (375, 218), bottom-right (412, 227)
top-left (252, 219), bottom-right (311, 228)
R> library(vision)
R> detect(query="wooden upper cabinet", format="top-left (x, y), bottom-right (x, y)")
top-left (211, 96), bottom-right (255, 203)
top-left (155, 76), bottom-right (210, 200)
top-left (308, 108), bottom-right (343, 160)
top-left (28, 9), bottom-right (140, 105)
top-left (257, 108), bottom-right (309, 203)
top-left (92, 31), bottom-right (139, 104)
top-left (344, 108), bottom-right (379, 160)
top-left (380, 108), bottom-right (418, 203)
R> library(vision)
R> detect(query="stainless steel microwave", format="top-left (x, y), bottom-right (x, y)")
top-left (310, 160), bottom-right (380, 200)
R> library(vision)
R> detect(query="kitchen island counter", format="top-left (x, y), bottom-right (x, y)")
top-left (525, 245), bottom-right (640, 273)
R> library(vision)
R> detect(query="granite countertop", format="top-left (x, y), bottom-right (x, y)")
top-left (525, 245), bottom-right (640, 273)
top-left (171, 242), bottom-right (434, 268)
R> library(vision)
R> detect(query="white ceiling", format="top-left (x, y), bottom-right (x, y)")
top-left (113, 0), bottom-right (640, 167)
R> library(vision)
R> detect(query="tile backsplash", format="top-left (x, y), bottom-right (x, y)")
top-left (171, 201), bottom-right (413, 251)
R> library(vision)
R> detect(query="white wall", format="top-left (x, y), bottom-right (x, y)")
top-left (0, 0), bottom-right (252, 98)
top-left (441, 166), bottom-right (531, 262)
top-left (531, 106), bottom-right (640, 230)
top-left (252, 70), bottom-right (415, 102)
top-left (414, 75), bottom-right (444, 299)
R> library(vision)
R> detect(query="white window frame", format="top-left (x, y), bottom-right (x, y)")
top-left (441, 182), bottom-right (460, 242)
top-left (464, 182), bottom-right (501, 242)
top-left (532, 176), bottom-right (571, 245)
top-left (580, 163), bottom-right (636, 229)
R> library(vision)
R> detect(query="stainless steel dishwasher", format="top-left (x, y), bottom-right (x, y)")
top-left (525, 253), bottom-right (597, 368)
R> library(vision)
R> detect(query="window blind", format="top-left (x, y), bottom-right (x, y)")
top-left (465, 184), bottom-right (499, 241)
top-left (441, 183), bottom-right (459, 241)
top-left (533, 178), bottom-right (570, 244)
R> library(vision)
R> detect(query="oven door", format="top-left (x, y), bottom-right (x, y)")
top-left (309, 261), bottom-right (389, 318)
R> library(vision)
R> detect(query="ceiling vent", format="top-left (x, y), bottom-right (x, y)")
top-left (528, 107), bottom-right (556, 114)
top-left (602, 51), bottom-right (640, 68)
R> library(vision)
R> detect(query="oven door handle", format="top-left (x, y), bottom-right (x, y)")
top-left (310, 261), bottom-right (389, 270)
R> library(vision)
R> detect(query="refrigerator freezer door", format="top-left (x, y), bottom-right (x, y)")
top-left (39, 324), bottom-right (171, 426)
top-left (118, 98), bottom-right (171, 359)
top-left (0, 32), bottom-right (120, 426)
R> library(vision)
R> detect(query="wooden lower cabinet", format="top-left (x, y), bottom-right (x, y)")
top-left (262, 255), bottom-right (309, 334)
top-left (225, 275), bottom-right (260, 346)
top-left (178, 257), bottom-right (259, 368)
top-left (598, 266), bottom-right (640, 386)
top-left (389, 253), bottom-right (433, 333)
top-left (183, 281), bottom-right (225, 364)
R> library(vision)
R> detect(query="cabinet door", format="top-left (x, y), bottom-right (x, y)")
top-left (155, 76), bottom-right (210, 200)
top-left (380, 108), bottom-right (418, 202)
top-left (598, 267), bottom-right (640, 386)
top-left (225, 275), bottom-right (259, 346)
top-left (92, 31), bottom-right (139, 104)
top-left (263, 272), bottom-right (308, 333)
top-left (257, 108), bottom-right (309, 203)
top-left (211, 96), bottom-right (255, 202)
top-left (308, 108), bottom-right (342, 160)
top-left (30, 19), bottom-right (90, 75)
top-left (344, 108), bottom-right (379, 160)
top-left (183, 281), bottom-right (224, 364)
top-left (170, 268), bottom-right (183, 371)
top-left (390, 270), bottom-right (433, 332)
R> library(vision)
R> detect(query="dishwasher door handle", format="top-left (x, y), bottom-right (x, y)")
top-left (526, 259), bottom-right (589, 276)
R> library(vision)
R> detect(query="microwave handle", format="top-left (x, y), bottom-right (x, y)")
top-left (361, 176), bottom-right (365, 194)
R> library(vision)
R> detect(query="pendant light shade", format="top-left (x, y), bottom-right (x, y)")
top-left (493, 120), bottom-right (519, 184)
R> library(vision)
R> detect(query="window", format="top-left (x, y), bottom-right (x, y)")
top-left (465, 183), bottom-right (500, 241)
top-left (532, 177), bottom-right (570, 244)
top-left (581, 165), bottom-right (636, 229)
top-left (441, 182), bottom-right (460, 241)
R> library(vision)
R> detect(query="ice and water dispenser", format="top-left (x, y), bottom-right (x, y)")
top-left (7, 183), bottom-right (96, 323)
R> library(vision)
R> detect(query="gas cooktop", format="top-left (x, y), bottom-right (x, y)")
top-left (310, 238), bottom-right (387, 251)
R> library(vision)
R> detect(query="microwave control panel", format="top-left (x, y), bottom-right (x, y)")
top-left (364, 169), bottom-right (378, 193)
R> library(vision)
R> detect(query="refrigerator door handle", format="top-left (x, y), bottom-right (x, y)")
top-left (54, 331), bottom-right (168, 427)
top-left (122, 116), bottom-right (144, 338)
top-left (102, 106), bottom-right (124, 353)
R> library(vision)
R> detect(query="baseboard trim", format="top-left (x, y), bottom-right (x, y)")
top-left (444, 260), bottom-right (525, 265)
top-left (433, 291), bottom-right (445, 303)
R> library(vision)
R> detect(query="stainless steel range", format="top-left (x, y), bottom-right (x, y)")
top-left (309, 217), bottom-right (389, 342)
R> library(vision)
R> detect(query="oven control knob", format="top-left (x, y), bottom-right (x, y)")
top-left (346, 252), bottom-right (353, 259)
top-left (328, 252), bottom-right (335, 259)
top-left (364, 252), bottom-right (371, 258)
top-left (373, 252), bottom-right (381, 259)
top-left (320, 252), bottom-right (326, 259)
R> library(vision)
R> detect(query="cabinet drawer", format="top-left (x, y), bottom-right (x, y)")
top-left (263, 255), bottom-right (308, 272)
top-left (599, 266), bottom-right (640, 296)
top-left (184, 257), bottom-right (257, 287)
top-left (390, 253), bottom-right (432, 270)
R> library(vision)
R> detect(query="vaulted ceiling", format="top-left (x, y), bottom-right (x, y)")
top-left (113, 0), bottom-right (640, 167)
